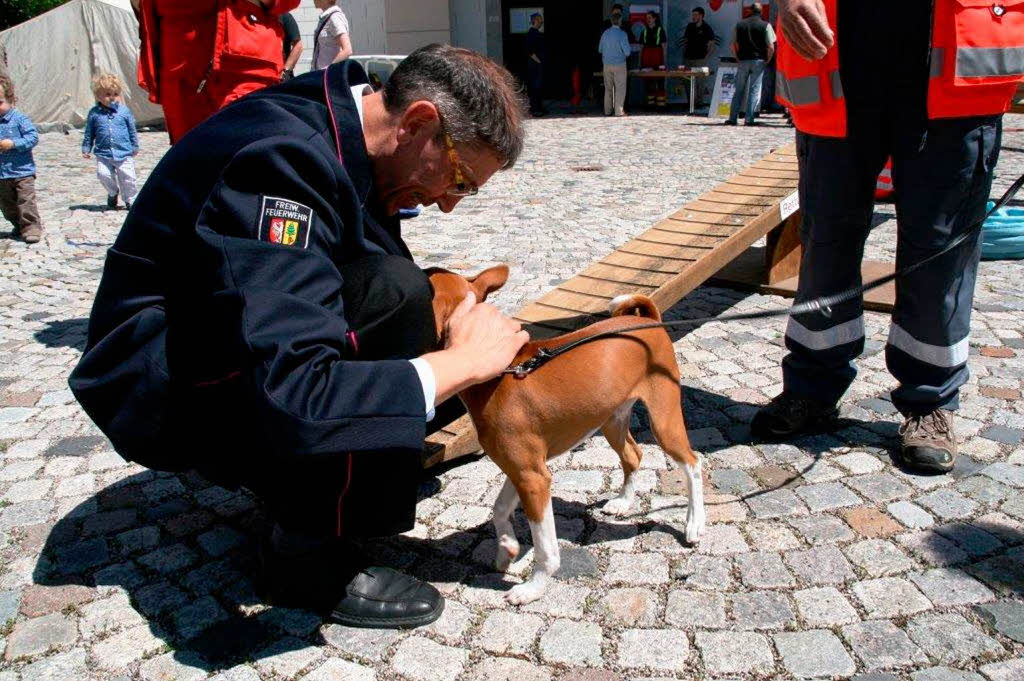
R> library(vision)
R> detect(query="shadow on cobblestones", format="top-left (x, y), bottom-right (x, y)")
top-left (33, 318), bottom-right (88, 351)
top-left (32, 470), bottom-right (326, 672)
top-left (67, 204), bottom-right (111, 213)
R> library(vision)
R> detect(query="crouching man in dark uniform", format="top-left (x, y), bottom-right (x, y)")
top-left (68, 44), bottom-right (528, 629)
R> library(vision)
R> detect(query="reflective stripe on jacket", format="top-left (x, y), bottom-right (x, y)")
top-left (776, 0), bottom-right (1024, 137)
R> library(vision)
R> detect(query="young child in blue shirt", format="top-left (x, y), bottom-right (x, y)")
top-left (82, 73), bottom-right (139, 210)
top-left (0, 75), bottom-right (43, 243)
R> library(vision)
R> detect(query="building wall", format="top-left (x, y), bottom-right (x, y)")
top-left (386, 0), bottom-right (451, 55)
top-left (450, 0), bottom-right (486, 54)
top-left (484, 0), bottom-right (503, 62)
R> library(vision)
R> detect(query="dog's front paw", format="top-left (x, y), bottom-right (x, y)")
top-left (601, 496), bottom-right (633, 517)
top-left (495, 535), bottom-right (520, 573)
top-left (685, 510), bottom-right (705, 544)
top-left (505, 579), bottom-right (546, 605)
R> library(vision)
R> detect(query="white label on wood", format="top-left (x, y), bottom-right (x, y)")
top-left (779, 190), bottom-right (799, 220)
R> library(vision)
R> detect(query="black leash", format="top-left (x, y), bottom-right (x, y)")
top-left (503, 172), bottom-right (1024, 380)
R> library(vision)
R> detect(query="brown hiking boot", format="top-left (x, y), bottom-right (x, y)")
top-left (899, 409), bottom-right (956, 474)
top-left (21, 226), bottom-right (41, 244)
top-left (750, 391), bottom-right (839, 441)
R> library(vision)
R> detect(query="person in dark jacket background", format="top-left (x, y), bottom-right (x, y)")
top-left (525, 12), bottom-right (547, 117)
top-left (726, 2), bottom-right (776, 126)
top-left (682, 7), bottom-right (716, 109)
top-left (69, 45), bottom-right (528, 630)
top-left (279, 11), bottom-right (303, 80)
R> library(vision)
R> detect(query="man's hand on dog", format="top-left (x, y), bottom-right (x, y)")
top-left (425, 292), bottom-right (530, 404)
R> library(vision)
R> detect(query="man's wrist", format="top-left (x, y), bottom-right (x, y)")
top-left (421, 348), bottom-right (482, 404)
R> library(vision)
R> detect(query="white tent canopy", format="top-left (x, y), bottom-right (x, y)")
top-left (0, 0), bottom-right (163, 132)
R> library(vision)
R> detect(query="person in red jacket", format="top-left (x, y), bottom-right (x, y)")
top-left (751, 0), bottom-right (1023, 474)
top-left (132, 0), bottom-right (301, 144)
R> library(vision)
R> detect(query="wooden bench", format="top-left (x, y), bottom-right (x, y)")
top-left (423, 141), bottom-right (895, 466)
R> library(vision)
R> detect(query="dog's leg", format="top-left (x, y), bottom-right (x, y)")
top-left (682, 451), bottom-right (705, 543)
top-left (645, 374), bottom-right (705, 543)
top-left (492, 476), bottom-right (521, 573)
top-left (506, 467), bottom-right (559, 605)
top-left (601, 399), bottom-right (641, 516)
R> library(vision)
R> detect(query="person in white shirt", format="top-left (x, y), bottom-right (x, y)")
top-left (312, 0), bottom-right (353, 70)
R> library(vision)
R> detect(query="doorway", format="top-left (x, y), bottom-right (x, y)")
top-left (501, 0), bottom-right (607, 101)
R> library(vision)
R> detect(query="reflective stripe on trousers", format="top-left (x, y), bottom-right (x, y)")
top-left (888, 322), bottom-right (969, 369)
top-left (786, 316), bottom-right (864, 351)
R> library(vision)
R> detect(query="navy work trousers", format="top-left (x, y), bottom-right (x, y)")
top-left (783, 109), bottom-right (1001, 416)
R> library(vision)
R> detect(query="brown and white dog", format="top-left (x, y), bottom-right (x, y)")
top-left (427, 265), bottom-right (704, 604)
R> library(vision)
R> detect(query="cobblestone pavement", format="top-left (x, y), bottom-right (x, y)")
top-left (1, 112), bottom-right (1023, 681)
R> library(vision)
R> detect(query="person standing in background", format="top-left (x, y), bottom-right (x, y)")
top-left (599, 7), bottom-right (631, 116)
top-left (725, 2), bottom-right (775, 126)
top-left (311, 0), bottom-right (353, 70)
top-left (682, 7), bottom-right (715, 109)
top-left (132, 0), bottom-right (300, 145)
top-left (525, 12), bottom-right (547, 117)
top-left (280, 11), bottom-right (303, 81)
top-left (639, 11), bottom-right (667, 108)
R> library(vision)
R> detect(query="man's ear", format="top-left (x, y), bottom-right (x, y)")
top-left (469, 264), bottom-right (509, 301)
top-left (397, 100), bottom-right (441, 147)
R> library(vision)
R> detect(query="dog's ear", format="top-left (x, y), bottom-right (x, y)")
top-left (424, 268), bottom-right (458, 340)
top-left (469, 264), bottom-right (509, 301)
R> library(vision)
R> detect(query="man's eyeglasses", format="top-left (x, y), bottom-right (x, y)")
top-left (442, 131), bottom-right (479, 198)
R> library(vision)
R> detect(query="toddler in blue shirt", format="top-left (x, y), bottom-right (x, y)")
top-left (0, 75), bottom-right (42, 243)
top-left (82, 73), bottom-right (139, 210)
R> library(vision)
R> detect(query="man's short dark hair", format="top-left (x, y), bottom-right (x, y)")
top-left (611, 3), bottom-right (624, 10)
top-left (693, 6), bottom-right (705, 16)
top-left (530, 12), bottom-right (542, 21)
top-left (384, 44), bottom-right (526, 170)
top-left (750, 2), bottom-right (763, 14)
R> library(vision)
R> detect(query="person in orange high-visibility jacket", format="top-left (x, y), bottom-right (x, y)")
top-left (751, 0), bottom-right (1023, 475)
top-left (132, 0), bottom-right (301, 144)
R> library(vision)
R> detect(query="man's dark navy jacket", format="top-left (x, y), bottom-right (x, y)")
top-left (69, 63), bottom-right (429, 508)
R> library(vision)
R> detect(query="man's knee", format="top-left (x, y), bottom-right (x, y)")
top-left (342, 255), bottom-right (437, 360)
top-left (378, 255), bottom-right (432, 305)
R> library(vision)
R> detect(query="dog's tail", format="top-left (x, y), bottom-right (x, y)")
top-left (609, 294), bottom-right (661, 322)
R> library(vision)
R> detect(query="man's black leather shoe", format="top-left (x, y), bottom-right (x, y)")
top-left (260, 527), bottom-right (443, 629)
top-left (330, 566), bottom-right (444, 629)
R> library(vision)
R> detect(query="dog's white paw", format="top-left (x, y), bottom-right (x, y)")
top-left (495, 535), bottom-right (520, 573)
top-left (602, 496), bottom-right (633, 517)
top-left (505, 579), bottom-right (546, 605)
top-left (685, 510), bottom-right (706, 544)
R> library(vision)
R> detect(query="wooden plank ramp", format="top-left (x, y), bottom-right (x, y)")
top-left (423, 143), bottom-right (800, 467)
